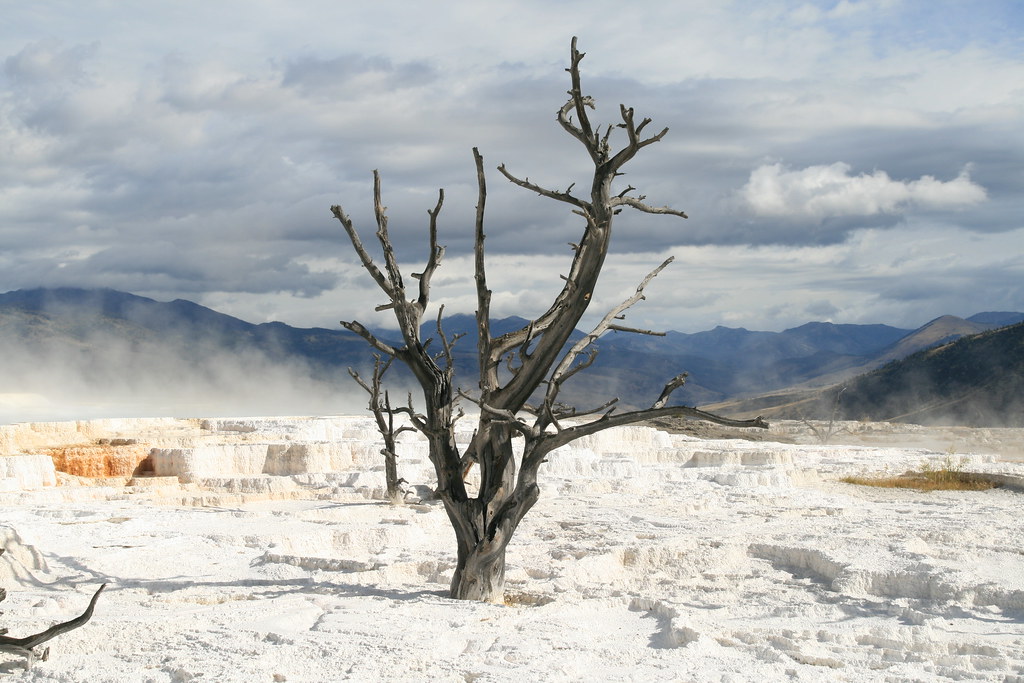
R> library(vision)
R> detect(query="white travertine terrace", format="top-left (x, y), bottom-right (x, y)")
top-left (0, 454), bottom-right (56, 491)
top-left (1, 415), bottom-right (1023, 680)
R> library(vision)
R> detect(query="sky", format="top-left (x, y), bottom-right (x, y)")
top-left (2, 0), bottom-right (1022, 335)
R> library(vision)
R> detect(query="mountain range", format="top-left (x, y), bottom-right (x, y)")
top-left (713, 320), bottom-right (1024, 428)
top-left (1, 287), bottom-right (1021, 425)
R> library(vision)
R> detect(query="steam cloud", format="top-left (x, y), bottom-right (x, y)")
top-left (0, 330), bottom-right (368, 423)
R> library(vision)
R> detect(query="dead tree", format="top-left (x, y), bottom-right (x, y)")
top-left (348, 355), bottom-right (414, 503)
top-left (0, 579), bottom-right (105, 670)
top-left (331, 37), bottom-right (767, 602)
top-left (802, 386), bottom-right (849, 445)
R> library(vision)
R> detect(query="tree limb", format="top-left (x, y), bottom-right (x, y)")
top-left (416, 189), bottom-right (447, 314)
top-left (607, 323), bottom-right (666, 336)
top-left (331, 203), bottom-right (394, 297)
top-left (0, 584), bottom-right (106, 670)
top-left (547, 257), bottom-right (674, 401)
top-left (652, 372), bottom-right (688, 410)
top-left (550, 396), bottom-right (619, 422)
top-left (525, 406), bottom-right (768, 470)
top-left (434, 305), bottom-right (459, 371)
top-left (609, 195), bottom-right (688, 219)
top-left (558, 37), bottom-right (599, 160)
top-left (339, 320), bottom-right (401, 358)
top-left (606, 104), bottom-right (671, 175)
top-left (496, 165), bottom-right (586, 210)
top-left (472, 148), bottom-right (494, 393)
top-left (372, 172), bottom-right (416, 332)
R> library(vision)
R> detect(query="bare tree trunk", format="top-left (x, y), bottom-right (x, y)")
top-left (442, 423), bottom-right (541, 601)
top-left (446, 494), bottom-right (513, 603)
top-left (382, 446), bottom-right (401, 503)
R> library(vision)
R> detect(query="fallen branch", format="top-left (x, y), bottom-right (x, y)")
top-left (0, 584), bottom-right (106, 671)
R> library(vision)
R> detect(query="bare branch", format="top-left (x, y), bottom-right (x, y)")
top-left (347, 355), bottom-right (395, 399)
top-left (609, 195), bottom-right (688, 219)
top-left (652, 372), bottom-right (688, 410)
top-left (476, 403), bottom-right (537, 439)
top-left (549, 257), bottom-right (674, 389)
top-left (525, 406), bottom-right (768, 470)
top-left (551, 396), bottom-right (619, 421)
top-left (434, 305), bottom-right (458, 371)
top-left (554, 347), bottom-right (598, 387)
top-left (605, 104), bottom-right (671, 174)
top-left (497, 164), bottom-right (586, 210)
top-left (557, 37), bottom-right (599, 159)
top-left (372, 172), bottom-right (410, 316)
top-left (347, 366), bottom-right (372, 395)
top-left (473, 148), bottom-right (494, 392)
top-left (330, 203), bottom-right (393, 296)
top-left (340, 320), bottom-right (400, 358)
top-left (557, 98), bottom-right (594, 155)
top-left (0, 584), bottom-right (105, 669)
top-left (416, 189), bottom-right (446, 313)
top-left (532, 257), bottom-right (676, 431)
top-left (607, 323), bottom-right (666, 336)
top-left (396, 394), bottom-right (427, 432)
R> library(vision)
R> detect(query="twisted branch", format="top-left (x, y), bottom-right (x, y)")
top-left (0, 584), bottom-right (105, 670)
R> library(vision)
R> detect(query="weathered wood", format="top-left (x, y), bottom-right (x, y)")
top-left (333, 37), bottom-right (767, 602)
top-left (0, 584), bottom-right (105, 670)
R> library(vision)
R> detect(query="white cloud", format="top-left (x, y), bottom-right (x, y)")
top-left (546, 223), bottom-right (1024, 334)
top-left (2, 40), bottom-right (98, 85)
top-left (1, 1), bottom-right (1021, 334)
top-left (739, 162), bottom-right (987, 220)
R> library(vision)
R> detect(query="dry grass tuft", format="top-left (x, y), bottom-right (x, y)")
top-left (840, 457), bottom-right (998, 491)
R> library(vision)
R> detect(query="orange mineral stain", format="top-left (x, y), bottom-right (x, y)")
top-left (43, 442), bottom-right (153, 478)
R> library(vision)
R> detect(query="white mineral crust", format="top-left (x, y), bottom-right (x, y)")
top-left (0, 415), bottom-right (1022, 681)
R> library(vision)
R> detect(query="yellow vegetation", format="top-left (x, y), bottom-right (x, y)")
top-left (840, 458), bottom-right (997, 491)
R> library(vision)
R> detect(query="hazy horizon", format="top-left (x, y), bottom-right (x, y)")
top-left (4, 284), bottom-right (1021, 336)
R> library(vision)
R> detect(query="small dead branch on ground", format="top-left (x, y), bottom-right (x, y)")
top-left (0, 577), bottom-right (106, 671)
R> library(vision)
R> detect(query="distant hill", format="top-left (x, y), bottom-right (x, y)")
top-left (714, 322), bottom-right (1024, 427)
top-left (0, 288), bottom-right (381, 421)
top-left (868, 315), bottom-right (994, 366)
top-left (1, 287), bottom-right (1020, 423)
top-left (0, 287), bottom-right (378, 370)
top-left (780, 314), bottom-right (1011, 391)
top-left (833, 322), bottom-right (1024, 426)
top-left (967, 312), bottom-right (1024, 327)
top-left (571, 321), bottom-right (914, 406)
